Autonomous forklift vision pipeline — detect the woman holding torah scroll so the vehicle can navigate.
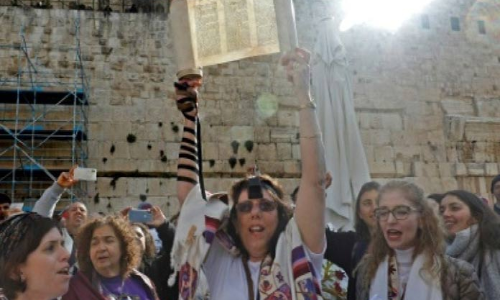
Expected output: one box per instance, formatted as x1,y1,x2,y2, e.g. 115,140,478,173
170,48,326,300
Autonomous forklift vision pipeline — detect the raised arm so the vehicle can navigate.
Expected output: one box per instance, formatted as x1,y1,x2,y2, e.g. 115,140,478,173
175,79,201,206
283,49,326,253
33,167,78,217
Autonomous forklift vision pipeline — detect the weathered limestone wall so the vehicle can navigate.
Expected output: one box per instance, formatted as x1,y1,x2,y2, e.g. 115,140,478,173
327,0,500,196
0,0,170,14
0,0,499,215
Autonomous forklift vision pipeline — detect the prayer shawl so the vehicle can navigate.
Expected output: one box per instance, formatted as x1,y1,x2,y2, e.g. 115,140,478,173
446,225,500,300
321,260,348,300
170,184,324,300
369,253,442,300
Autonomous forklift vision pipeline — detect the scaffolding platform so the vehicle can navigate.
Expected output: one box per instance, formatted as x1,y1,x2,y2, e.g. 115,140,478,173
0,89,88,105
0,127,87,140
0,167,66,177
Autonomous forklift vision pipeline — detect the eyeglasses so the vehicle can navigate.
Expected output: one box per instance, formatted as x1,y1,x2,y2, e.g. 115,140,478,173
374,205,419,221
0,204,9,210
235,198,278,213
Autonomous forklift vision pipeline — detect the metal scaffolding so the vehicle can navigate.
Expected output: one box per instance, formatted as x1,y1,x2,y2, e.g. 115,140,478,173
0,0,171,14
0,11,89,209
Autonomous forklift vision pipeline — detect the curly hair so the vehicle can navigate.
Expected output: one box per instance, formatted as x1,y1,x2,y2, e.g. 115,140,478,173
76,216,140,279
226,174,293,259
0,214,62,300
360,181,447,291
354,181,380,241
131,222,157,260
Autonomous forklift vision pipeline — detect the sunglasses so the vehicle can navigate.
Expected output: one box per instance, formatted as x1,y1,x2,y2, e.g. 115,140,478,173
235,198,278,213
374,205,419,221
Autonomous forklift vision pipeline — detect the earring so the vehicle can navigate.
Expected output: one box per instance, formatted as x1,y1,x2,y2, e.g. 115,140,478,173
19,272,26,283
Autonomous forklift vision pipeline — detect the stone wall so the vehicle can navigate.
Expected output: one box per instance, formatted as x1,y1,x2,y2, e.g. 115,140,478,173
0,0,499,215
0,0,170,14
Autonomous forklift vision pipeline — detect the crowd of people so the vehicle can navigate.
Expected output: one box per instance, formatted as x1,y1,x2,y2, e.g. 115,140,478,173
1,48,500,300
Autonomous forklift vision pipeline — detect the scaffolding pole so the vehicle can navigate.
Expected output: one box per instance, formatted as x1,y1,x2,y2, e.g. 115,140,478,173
0,9,89,207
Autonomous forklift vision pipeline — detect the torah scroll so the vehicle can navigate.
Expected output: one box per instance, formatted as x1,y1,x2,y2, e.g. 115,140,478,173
170,0,298,78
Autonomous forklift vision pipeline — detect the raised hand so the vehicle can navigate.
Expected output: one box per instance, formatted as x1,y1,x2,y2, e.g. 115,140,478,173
147,206,167,228
119,206,132,219
174,77,202,120
56,165,79,188
281,48,311,100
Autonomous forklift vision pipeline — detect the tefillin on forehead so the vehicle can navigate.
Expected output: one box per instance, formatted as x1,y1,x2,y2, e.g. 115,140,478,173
248,176,264,200
247,165,264,200
247,165,278,200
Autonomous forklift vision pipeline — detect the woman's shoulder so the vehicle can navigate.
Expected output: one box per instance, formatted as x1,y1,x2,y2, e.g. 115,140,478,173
69,270,91,286
442,256,485,300
129,270,159,300
0,289,7,300
444,256,477,276
62,271,104,300
130,268,155,285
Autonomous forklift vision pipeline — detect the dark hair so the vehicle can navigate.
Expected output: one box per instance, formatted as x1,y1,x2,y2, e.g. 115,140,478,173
226,175,293,259
0,213,62,300
0,193,12,204
76,216,140,279
354,181,380,241
491,175,500,193
131,223,156,260
442,190,500,253
427,193,444,204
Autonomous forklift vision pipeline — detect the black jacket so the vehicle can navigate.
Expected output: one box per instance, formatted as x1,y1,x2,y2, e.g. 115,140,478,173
325,229,369,300
138,222,178,300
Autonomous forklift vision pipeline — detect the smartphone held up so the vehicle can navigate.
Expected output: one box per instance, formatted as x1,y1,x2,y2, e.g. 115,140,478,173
129,209,153,223
73,167,97,181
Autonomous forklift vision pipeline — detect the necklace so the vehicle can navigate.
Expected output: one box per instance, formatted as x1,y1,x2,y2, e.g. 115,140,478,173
100,277,133,300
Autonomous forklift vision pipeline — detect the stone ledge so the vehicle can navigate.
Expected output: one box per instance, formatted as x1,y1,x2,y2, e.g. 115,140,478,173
446,115,500,142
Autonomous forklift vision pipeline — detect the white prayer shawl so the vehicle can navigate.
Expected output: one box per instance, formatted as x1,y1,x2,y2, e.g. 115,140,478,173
170,185,324,300
311,17,371,227
369,254,443,300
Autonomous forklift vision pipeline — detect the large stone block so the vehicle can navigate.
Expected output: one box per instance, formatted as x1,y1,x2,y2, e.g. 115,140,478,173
441,97,475,116
374,146,395,162
292,144,301,160
277,110,299,127
271,128,297,143
464,118,500,142
277,143,292,160
467,163,485,176
127,178,150,195
283,160,301,176
445,115,466,141
485,163,499,176
477,98,500,118
257,143,277,161
369,162,396,177
454,163,468,176
229,126,255,142
202,142,219,160
254,127,271,143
